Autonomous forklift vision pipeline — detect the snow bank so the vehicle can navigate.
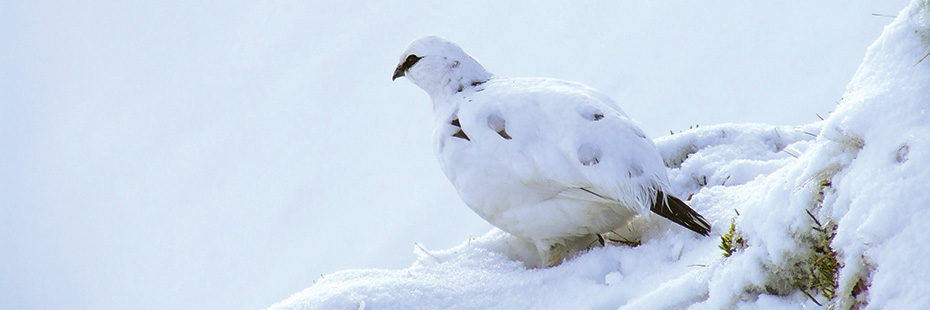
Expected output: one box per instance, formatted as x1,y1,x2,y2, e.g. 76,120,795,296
270,1,930,308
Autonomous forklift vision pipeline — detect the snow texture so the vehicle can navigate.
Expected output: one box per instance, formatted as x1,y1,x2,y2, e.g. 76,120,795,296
271,1,930,308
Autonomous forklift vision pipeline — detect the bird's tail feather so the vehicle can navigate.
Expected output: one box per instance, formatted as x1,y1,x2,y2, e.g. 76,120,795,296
651,191,711,236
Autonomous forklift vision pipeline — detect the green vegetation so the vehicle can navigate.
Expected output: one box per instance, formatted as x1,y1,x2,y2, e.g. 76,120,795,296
790,177,839,306
719,214,745,258
794,210,839,304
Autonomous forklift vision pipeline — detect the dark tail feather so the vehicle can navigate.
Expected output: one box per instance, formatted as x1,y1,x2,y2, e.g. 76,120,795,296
651,191,711,236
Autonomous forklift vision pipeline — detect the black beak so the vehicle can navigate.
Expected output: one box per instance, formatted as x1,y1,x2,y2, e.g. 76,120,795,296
392,64,405,81
392,54,422,81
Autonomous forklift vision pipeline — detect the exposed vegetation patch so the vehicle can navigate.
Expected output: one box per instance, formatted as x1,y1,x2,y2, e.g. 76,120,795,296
794,210,839,305
663,143,698,168
719,212,745,258
816,179,832,204
669,124,700,135
663,124,701,168
851,259,875,309
785,177,839,306
745,175,842,306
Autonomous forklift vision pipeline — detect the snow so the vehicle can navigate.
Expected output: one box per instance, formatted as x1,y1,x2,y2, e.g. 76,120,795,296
270,1,930,309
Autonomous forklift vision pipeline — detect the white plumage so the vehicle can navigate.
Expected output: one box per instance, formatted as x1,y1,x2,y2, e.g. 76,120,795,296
393,36,709,267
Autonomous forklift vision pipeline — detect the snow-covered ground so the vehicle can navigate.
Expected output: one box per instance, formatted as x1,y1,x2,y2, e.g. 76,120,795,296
271,1,930,308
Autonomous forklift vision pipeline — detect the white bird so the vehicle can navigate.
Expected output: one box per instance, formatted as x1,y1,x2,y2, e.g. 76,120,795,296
393,36,710,267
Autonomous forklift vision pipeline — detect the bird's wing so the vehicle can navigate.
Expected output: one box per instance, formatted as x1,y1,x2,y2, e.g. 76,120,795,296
458,77,669,214
556,187,619,204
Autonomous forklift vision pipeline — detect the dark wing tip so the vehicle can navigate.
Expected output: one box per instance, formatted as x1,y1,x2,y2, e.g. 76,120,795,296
651,191,711,236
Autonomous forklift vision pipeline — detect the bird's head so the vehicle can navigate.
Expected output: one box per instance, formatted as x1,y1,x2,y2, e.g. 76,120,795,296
393,36,491,98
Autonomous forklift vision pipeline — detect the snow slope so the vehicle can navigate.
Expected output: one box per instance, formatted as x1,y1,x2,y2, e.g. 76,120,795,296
270,1,930,308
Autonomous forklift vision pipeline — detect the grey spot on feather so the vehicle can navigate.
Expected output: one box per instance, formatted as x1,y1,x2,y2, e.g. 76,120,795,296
451,60,460,68
456,84,464,92
452,129,470,141
896,144,910,163
578,143,600,166
579,106,604,121
487,114,511,140
450,117,469,141
629,163,644,177
487,114,505,131
498,129,511,139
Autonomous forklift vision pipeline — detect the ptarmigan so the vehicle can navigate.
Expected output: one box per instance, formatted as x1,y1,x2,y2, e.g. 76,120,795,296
393,36,710,267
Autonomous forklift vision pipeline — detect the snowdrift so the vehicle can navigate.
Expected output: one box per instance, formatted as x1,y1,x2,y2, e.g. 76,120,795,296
271,1,930,308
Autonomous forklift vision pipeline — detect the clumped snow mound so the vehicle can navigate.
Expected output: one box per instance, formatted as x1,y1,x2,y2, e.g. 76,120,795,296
270,1,930,309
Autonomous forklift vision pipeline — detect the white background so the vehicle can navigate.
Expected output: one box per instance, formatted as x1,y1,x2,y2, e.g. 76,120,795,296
0,1,906,309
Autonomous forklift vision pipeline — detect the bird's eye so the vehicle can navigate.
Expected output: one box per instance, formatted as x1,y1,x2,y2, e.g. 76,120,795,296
401,54,423,71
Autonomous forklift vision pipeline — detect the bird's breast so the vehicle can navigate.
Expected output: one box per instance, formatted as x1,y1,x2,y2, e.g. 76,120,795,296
432,118,553,220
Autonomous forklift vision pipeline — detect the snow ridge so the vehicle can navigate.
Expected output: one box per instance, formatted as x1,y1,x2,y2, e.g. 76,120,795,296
271,1,930,308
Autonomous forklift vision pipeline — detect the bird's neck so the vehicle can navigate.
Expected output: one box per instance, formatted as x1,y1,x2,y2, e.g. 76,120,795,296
419,66,491,99
431,96,461,122
428,75,492,118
